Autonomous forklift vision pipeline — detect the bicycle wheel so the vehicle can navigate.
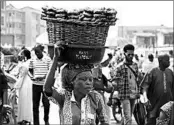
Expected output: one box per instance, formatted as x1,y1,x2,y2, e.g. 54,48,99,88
112,99,122,123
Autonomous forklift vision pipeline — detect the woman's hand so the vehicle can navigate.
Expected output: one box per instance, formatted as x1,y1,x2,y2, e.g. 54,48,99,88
53,45,65,69
53,45,64,61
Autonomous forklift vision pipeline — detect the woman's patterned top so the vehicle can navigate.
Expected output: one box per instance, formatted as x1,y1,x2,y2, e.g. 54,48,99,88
48,89,109,125
156,101,174,125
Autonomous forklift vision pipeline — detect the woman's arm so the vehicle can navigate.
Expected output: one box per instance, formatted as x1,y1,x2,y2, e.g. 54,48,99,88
43,46,65,104
43,56,58,97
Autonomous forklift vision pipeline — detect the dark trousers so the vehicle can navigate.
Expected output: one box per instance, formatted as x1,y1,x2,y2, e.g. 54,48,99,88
0,105,2,124
32,84,50,125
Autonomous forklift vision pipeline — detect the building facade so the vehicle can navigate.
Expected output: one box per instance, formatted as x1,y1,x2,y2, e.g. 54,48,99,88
21,6,46,47
1,1,6,34
117,26,173,48
6,4,25,47
4,3,46,47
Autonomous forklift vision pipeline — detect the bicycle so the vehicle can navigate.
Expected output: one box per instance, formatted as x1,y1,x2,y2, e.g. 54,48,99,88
107,78,123,123
107,91,122,123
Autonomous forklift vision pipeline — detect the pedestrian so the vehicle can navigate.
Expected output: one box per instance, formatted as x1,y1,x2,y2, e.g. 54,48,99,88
92,53,113,125
6,56,18,74
29,44,52,125
43,46,109,125
142,54,156,74
92,53,113,93
134,54,143,70
140,54,174,125
111,44,140,125
0,68,8,124
13,49,33,125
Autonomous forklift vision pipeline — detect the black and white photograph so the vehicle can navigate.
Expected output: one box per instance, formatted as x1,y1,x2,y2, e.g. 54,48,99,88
0,1,173,125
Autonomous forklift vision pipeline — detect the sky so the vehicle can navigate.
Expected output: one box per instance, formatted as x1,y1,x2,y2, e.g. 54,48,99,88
7,1,173,27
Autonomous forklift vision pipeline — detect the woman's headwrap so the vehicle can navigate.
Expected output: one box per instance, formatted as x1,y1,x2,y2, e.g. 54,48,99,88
61,64,93,91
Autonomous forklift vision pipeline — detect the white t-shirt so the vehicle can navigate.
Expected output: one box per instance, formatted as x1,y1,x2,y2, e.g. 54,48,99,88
142,60,156,73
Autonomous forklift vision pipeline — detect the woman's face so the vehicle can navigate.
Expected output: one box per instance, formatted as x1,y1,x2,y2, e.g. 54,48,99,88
18,50,25,61
73,71,93,95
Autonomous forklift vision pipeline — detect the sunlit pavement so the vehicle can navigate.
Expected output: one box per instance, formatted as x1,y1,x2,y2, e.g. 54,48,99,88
39,102,137,125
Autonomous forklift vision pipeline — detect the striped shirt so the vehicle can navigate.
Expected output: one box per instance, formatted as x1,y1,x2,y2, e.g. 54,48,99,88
0,52,4,68
29,55,52,85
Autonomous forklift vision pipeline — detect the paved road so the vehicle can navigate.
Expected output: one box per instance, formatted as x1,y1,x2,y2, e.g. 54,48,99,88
39,102,137,125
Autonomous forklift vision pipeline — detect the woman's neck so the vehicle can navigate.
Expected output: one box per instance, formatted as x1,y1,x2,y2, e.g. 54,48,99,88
73,90,86,103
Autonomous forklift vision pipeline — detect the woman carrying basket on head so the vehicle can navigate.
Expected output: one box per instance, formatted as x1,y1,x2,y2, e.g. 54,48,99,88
43,46,109,125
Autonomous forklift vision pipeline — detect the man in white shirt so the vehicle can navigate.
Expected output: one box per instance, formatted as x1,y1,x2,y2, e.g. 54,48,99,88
142,54,156,74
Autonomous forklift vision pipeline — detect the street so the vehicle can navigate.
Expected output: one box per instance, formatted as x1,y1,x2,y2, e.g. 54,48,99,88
39,102,137,125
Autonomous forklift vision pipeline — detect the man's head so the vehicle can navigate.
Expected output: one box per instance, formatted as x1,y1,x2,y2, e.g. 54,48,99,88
158,54,170,69
123,44,135,63
33,44,44,59
148,54,154,62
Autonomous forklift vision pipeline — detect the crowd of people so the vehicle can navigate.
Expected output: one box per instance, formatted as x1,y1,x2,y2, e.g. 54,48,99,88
0,43,174,125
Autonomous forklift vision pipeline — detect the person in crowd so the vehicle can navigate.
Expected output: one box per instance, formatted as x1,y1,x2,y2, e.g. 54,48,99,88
43,46,109,125
0,68,8,124
29,44,52,125
156,101,174,125
110,44,140,125
134,54,143,70
140,54,174,125
12,49,33,125
92,53,113,124
92,53,113,93
142,54,156,74
6,56,18,74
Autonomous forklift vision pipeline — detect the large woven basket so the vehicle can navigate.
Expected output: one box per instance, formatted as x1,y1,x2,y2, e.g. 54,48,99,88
48,44,106,64
44,17,110,46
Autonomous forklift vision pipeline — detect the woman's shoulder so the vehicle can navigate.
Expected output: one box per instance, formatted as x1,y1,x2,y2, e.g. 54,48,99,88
160,101,174,117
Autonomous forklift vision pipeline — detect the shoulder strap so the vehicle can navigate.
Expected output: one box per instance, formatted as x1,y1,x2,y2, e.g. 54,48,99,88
124,63,138,78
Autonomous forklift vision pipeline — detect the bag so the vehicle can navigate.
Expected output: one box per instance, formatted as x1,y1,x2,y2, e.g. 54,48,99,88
133,99,146,125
